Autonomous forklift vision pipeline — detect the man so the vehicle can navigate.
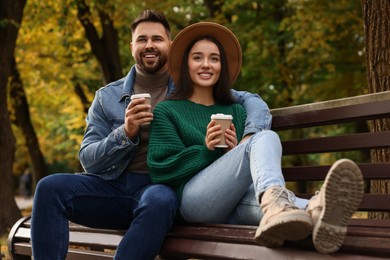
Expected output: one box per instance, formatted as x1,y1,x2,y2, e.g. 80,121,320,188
31,10,272,260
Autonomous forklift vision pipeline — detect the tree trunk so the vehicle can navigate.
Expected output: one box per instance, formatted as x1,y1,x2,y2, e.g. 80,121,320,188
75,0,122,85
10,56,48,190
0,0,27,235
361,0,390,219
74,80,90,115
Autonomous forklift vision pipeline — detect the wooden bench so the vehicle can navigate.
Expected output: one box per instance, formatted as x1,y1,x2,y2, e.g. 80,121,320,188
8,91,390,259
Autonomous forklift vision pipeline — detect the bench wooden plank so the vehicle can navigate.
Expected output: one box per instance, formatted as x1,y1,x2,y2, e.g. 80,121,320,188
292,194,390,211
161,237,386,260
341,236,390,257
271,91,390,117
10,243,31,258
348,219,390,237
272,99,390,130
11,243,115,259
282,163,390,181
66,249,114,260
358,195,390,211
282,131,390,154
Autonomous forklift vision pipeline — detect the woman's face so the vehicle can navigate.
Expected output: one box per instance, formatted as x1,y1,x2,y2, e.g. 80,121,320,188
188,39,221,89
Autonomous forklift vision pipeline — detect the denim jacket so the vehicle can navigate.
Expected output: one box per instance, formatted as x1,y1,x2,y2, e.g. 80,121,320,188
78,66,272,180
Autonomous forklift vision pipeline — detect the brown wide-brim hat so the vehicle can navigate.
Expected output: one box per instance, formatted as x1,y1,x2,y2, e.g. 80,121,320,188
168,22,242,86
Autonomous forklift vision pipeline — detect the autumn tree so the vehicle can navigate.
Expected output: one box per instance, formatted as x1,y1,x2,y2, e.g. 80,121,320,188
75,0,122,85
10,55,48,189
361,0,390,219
0,0,26,235
14,0,102,175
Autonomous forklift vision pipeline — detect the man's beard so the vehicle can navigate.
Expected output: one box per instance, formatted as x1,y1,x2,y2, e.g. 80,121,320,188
138,52,167,74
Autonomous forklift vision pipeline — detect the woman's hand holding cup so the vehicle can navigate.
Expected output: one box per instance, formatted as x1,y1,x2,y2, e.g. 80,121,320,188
206,114,236,151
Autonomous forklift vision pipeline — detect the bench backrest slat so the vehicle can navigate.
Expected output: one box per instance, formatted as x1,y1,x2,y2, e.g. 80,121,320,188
272,100,390,130
360,194,390,211
282,163,390,181
282,131,390,154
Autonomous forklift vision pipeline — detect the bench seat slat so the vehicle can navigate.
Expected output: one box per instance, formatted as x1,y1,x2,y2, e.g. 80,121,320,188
342,236,390,257
347,224,390,238
167,224,256,242
66,248,114,260
68,231,121,249
12,243,115,260
161,237,385,260
11,243,32,257
13,227,30,241
349,218,390,227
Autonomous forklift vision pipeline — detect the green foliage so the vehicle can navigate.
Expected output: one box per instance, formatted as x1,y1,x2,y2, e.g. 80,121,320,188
11,0,368,175
280,0,366,105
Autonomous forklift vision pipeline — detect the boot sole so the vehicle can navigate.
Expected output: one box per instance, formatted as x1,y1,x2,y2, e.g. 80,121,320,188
254,211,313,247
313,159,364,253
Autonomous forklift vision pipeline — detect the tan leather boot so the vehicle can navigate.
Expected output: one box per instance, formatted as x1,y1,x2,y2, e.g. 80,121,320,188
254,186,313,247
306,159,364,253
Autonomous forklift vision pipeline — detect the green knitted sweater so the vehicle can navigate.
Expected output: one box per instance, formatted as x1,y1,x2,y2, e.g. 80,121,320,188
147,99,246,200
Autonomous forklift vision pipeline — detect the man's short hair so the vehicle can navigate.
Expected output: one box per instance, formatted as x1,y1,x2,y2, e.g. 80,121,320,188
131,10,171,39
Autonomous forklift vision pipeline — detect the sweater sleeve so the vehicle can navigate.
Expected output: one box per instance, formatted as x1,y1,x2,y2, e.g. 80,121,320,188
147,103,221,188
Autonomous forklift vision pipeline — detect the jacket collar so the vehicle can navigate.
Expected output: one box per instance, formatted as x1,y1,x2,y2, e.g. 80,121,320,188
119,65,176,102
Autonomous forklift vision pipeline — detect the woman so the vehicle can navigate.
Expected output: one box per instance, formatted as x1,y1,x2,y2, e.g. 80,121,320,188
147,22,364,253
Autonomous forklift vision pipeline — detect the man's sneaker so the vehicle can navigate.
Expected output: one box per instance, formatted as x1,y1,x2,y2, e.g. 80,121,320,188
254,186,313,247
306,159,364,253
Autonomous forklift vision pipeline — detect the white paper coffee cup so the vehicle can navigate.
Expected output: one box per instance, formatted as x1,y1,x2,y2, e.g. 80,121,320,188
131,93,151,103
131,93,151,125
211,113,233,148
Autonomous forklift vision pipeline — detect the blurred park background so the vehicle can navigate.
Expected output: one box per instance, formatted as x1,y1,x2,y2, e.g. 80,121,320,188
1,0,389,242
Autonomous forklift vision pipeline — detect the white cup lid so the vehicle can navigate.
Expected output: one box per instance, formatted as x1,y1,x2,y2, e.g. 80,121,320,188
211,113,233,120
131,93,151,99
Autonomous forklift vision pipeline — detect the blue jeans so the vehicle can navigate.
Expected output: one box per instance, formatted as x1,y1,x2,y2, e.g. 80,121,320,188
180,130,308,225
31,172,178,260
